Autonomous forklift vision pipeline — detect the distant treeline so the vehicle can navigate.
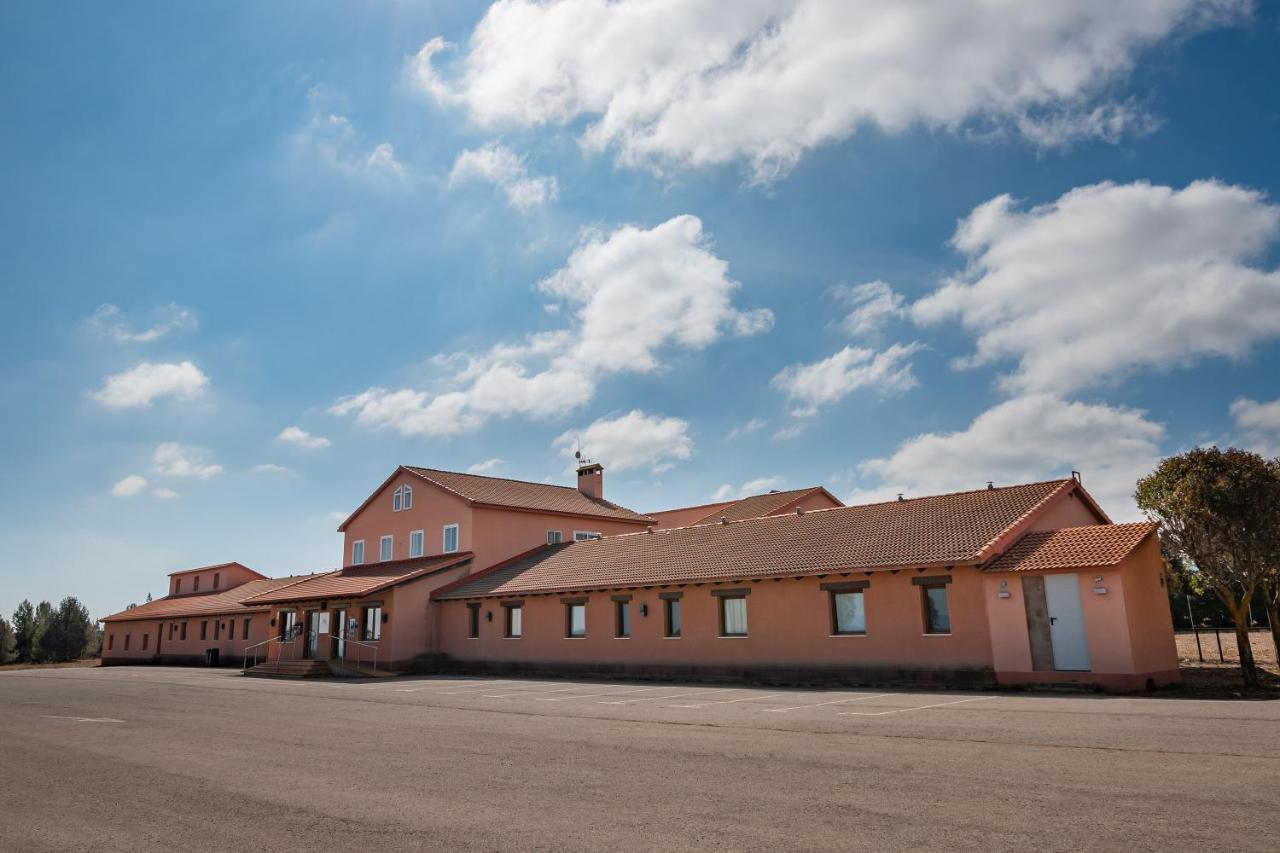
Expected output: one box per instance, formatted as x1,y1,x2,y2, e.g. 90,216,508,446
0,598,100,664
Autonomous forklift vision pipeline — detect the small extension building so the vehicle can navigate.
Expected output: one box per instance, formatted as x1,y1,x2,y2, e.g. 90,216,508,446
100,462,1179,691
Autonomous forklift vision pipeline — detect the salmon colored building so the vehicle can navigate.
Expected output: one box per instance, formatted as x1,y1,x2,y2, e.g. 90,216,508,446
100,463,1179,691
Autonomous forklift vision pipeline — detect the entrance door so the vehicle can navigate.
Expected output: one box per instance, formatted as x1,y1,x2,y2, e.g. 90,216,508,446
1043,574,1091,671
331,608,347,659
304,610,320,658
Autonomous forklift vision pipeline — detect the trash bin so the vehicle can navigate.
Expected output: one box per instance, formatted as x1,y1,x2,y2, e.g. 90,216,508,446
205,648,220,667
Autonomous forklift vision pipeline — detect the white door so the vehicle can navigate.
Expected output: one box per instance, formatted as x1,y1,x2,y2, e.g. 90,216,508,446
1043,573,1091,671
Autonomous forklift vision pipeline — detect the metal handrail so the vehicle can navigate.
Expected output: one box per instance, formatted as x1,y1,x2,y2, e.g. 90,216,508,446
327,633,379,674
241,626,304,673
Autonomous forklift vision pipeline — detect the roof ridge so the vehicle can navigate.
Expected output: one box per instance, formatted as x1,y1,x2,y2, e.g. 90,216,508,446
848,478,1073,510
407,465,582,493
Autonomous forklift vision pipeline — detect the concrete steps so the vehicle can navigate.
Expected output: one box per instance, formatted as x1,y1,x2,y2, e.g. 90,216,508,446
243,659,332,679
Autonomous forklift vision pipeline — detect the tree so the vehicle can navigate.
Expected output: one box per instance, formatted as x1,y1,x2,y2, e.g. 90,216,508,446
0,616,15,664
12,600,37,664
40,598,95,662
32,600,54,663
1136,448,1280,687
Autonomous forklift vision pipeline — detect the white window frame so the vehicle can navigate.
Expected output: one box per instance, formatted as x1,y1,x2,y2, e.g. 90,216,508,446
547,530,563,545
392,484,413,512
380,535,394,562
442,523,460,554
351,540,365,565
409,529,425,559
573,530,602,541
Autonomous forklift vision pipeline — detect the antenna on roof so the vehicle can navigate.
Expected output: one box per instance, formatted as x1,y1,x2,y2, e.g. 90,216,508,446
1071,470,1082,484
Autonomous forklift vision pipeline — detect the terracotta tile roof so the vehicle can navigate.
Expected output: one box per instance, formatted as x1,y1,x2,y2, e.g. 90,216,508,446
240,553,473,605
984,523,1156,573
436,480,1076,599
405,467,653,523
100,576,311,623
690,487,840,525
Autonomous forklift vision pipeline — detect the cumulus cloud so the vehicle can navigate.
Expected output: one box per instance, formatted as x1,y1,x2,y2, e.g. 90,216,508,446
276,426,331,450
411,0,1244,181
292,88,406,181
449,142,558,211
912,180,1280,395
91,361,209,409
111,474,148,497
152,443,223,480
709,476,786,502
1230,397,1280,457
727,418,767,440
253,463,292,475
86,303,197,344
772,342,922,417
152,487,179,499
332,215,772,435
852,395,1165,519
467,458,506,474
833,281,906,337
555,410,693,473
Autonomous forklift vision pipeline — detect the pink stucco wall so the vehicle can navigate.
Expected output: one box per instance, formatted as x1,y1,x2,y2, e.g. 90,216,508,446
102,610,273,665
167,563,260,597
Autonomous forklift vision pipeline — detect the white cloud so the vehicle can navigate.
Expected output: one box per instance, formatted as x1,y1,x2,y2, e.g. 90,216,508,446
152,487,179,500
253,463,292,475
366,142,406,177
152,443,223,480
833,281,906,337
411,0,1244,182
91,361,209,409
467,458,506,474
328,510,349,523
276,426,331,450
710,476,785,502
86,303,197,344
555,410,693,473
912,180,1280,396
854,395,1165,519
727,417,767,440
332,215,772,436
291,89,406,182
111,474,148,497
1230,397,1280,457
449,142,558,211
772,342,922,417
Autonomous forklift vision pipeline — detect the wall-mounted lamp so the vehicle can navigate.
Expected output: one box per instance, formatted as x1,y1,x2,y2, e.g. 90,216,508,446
381,612,389,624
1093,576,1103,583
638,604,649,617
485,611,493,622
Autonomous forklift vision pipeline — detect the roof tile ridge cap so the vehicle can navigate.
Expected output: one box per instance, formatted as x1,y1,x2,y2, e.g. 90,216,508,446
760,487,828,517
974,480,1076,564
241,571,332,601
432,544,553,599
409,465,584,493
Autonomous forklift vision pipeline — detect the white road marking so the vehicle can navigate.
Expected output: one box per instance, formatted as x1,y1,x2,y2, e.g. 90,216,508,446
598,688,737,705
535,686,670,702
396,679,524,693
670,692,786,709
763,693,888,713
41,715,125,723
483,684,597,698
839,696,996,716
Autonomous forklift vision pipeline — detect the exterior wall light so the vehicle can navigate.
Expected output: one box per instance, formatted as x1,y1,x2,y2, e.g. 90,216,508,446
485,611,493,622
638,604,648,617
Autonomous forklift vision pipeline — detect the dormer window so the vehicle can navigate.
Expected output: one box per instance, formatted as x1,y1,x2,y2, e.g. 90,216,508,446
193,576,200,592
393,485,413,512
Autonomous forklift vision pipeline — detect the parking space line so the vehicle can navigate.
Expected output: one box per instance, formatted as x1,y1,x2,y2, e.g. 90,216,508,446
763,693,888,713
598,688,738,705
535,686,671,702
670,692,786,709
483,684,598,698
839,696,996,716
396,679,524,693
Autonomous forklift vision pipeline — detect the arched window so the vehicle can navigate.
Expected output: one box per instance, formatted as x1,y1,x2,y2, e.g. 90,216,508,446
392,484,413,512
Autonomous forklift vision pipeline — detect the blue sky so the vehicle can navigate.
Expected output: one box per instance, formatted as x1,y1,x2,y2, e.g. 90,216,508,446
3,1,1279,620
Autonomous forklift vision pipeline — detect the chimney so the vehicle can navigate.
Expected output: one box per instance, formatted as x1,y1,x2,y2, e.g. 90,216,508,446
577,462,604,500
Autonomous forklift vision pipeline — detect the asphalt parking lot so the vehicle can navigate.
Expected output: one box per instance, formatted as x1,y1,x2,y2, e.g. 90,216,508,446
2,667,1278,851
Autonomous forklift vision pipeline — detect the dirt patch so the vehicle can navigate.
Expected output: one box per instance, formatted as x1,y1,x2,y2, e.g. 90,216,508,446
1176,629,1276,670
0,659,100,672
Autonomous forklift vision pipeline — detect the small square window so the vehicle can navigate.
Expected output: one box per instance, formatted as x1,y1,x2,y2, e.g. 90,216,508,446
565,603,586,638
719,596,748,637
380,535,393,561
547,530,563,545
351,540,365,565
410,530,425,558
504,604,522,638
442,524,459,554
831,591,866,635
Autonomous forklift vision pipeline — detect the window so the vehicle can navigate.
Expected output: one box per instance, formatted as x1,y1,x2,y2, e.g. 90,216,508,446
362,605,383,641
503,603,523,638
142,633,149,651
124,634,130,651
920,581,951,634
547,530,563,545
227,617,235,639
213,572,220,590
180,621,188,641
108,634,114,651
442,524,459,554
214,619,221,640
467,604,480,639
200,620,208,641
393,484,413,512
573,531,602,541
564,599,587,638
351,539,365,565
279,611,296,640
193,576,200,592
715,591,749,637
242,617,251,640
409,529,425,558
662,594,682,638
169,623,175,641
613,597,631,638
380,535,393,562
823,582,868,635
175,578,182,594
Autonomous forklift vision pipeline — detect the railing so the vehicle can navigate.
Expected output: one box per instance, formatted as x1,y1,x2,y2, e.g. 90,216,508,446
241,627,379,676
328,633,379,675
241,625,304,673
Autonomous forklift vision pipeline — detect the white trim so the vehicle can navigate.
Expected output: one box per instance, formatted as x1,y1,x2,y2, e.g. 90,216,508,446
392,484,413,512
351,539,365,565
547,530,563,545
442,523,460,554
379,534,393,562
409,529,425,558
573,530,602,541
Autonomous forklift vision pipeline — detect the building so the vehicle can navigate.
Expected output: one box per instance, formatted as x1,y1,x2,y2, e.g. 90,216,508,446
100,463,1179,691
